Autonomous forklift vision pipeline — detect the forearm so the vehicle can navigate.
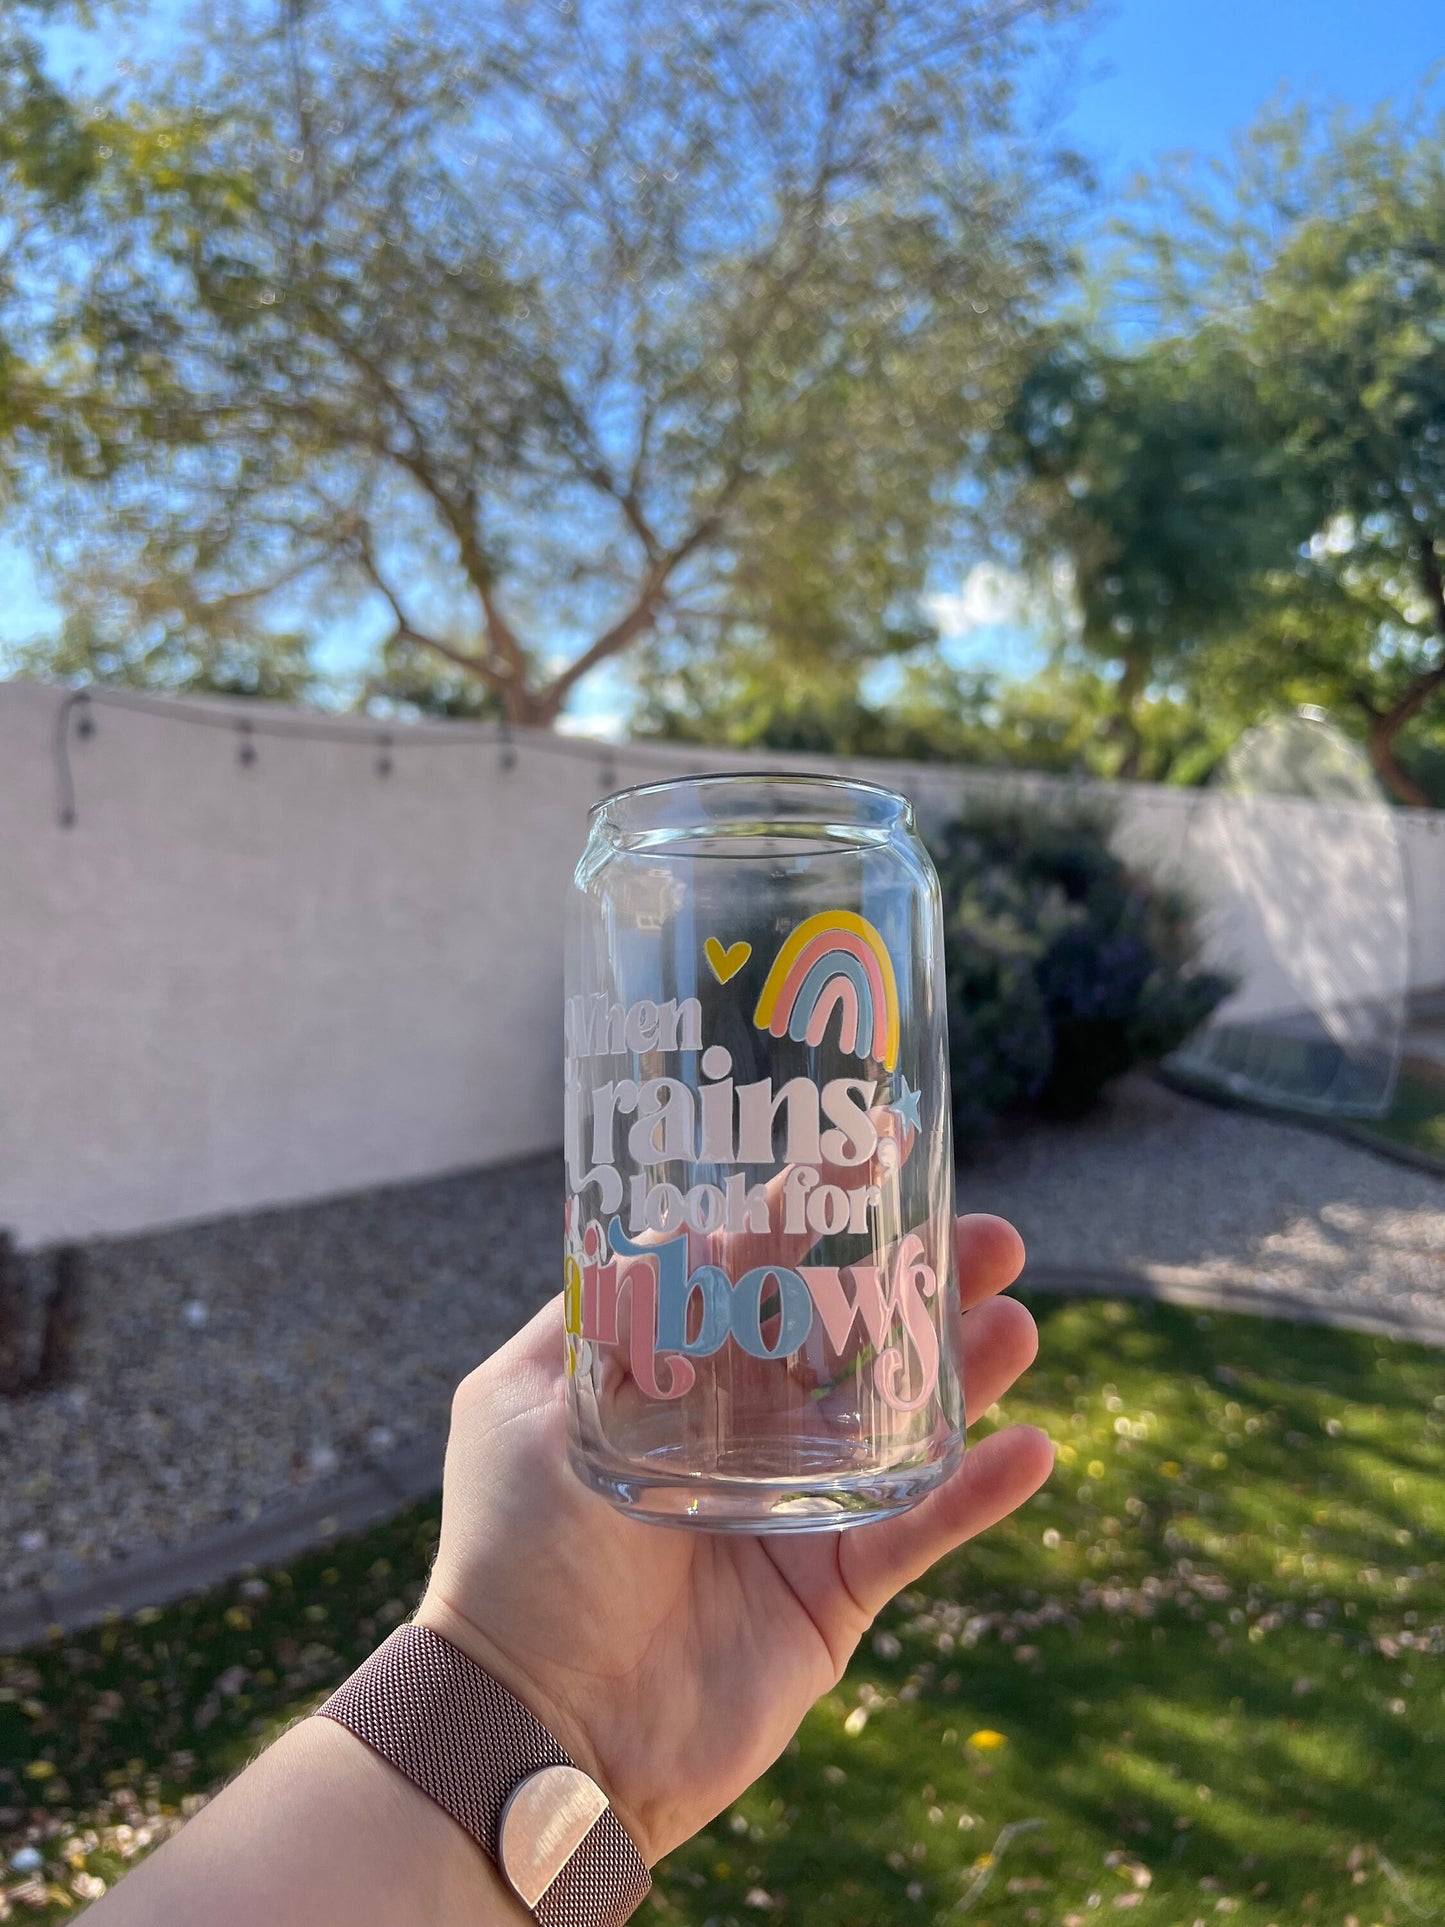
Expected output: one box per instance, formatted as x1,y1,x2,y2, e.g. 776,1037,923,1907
86,1713,529,1927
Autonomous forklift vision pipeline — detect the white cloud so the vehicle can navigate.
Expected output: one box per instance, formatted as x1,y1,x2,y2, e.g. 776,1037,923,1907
923,562,1029,639
556,708,628,743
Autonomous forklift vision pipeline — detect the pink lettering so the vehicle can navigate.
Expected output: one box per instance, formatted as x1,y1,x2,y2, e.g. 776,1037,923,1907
622,1253,695,1401
799,1262,893,1354
872,1232,940,1413
802,1235,942,1413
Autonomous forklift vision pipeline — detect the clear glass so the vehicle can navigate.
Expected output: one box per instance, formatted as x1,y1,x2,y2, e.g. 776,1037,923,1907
563,772,964,1531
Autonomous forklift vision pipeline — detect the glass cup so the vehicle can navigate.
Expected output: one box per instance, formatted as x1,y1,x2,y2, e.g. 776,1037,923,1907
563,772,964,1530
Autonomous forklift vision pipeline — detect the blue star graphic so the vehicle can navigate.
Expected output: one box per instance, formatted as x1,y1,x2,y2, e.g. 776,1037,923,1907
890,1075,922,1134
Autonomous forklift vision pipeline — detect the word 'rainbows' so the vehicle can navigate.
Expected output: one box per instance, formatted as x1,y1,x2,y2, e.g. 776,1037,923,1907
753,911,900,1070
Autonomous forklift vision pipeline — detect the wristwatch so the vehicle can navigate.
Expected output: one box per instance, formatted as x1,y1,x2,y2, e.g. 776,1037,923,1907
315,1622,651,1926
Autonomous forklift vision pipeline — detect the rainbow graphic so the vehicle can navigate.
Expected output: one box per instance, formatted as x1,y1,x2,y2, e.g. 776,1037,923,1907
753,911,900,1070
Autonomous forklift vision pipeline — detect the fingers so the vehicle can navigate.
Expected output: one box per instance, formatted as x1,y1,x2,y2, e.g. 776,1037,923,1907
839,1423,1055,1619
502,1293,567,1371
721,1102,916,1276
836,1248,1042,1618
959,1294,1039,1424
502,1210,1026,1390
955,1213,1026,1310
514,1207,1027,1455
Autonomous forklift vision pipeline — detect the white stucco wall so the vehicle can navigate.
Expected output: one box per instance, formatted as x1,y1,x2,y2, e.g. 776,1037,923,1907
1,679,1440,1247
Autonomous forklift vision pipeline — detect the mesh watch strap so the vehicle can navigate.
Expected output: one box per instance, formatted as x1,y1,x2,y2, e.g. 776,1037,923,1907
315,1623,651,1927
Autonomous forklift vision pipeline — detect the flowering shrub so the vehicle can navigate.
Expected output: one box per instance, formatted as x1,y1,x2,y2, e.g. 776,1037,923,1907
930,801,1232,1141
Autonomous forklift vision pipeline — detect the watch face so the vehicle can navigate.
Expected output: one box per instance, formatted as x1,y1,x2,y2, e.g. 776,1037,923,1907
498,1763,611,1908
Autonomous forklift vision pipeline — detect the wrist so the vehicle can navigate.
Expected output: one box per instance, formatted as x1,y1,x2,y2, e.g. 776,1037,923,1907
305,1717,534,1926
94,1716,530,1927
412,1591,654,1866
317,1610,654,1922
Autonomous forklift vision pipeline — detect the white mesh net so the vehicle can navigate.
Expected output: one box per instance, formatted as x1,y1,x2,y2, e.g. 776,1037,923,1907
1167,713,1410,1117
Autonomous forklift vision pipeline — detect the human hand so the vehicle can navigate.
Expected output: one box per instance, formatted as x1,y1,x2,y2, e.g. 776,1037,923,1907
416,1213,1051,1867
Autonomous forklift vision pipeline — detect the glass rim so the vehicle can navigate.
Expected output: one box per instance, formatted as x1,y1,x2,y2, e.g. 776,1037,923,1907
588,768,912,824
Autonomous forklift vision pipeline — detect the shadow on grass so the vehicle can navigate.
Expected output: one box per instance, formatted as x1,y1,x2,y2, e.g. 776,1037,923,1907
659,1295,1445,1926
3,1295,1442,1927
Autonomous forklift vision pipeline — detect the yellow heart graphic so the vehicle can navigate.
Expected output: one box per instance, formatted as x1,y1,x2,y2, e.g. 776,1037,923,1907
704,937,752,984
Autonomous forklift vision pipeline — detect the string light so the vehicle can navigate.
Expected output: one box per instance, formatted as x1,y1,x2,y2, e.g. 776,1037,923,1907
45,684,724,830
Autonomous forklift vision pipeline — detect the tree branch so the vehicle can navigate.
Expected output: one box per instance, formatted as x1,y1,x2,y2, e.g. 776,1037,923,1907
538,471,749,715
1377,654,1445,739
300,316,535,684
476,578,530,686
1351,538,1445,806
354,537,509,694
392,621,507,689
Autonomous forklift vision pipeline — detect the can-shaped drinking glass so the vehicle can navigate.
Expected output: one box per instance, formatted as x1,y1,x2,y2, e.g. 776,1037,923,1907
563,772,963,1530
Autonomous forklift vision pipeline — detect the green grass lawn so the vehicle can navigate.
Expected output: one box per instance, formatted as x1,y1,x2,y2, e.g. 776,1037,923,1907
4,1294,1443,1925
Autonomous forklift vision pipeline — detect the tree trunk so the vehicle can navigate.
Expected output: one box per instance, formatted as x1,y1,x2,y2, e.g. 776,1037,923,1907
1372,541,1445,805
1366,707,1434,808
1362,628,1445,806
1110,653,1147,780
503,680,563,730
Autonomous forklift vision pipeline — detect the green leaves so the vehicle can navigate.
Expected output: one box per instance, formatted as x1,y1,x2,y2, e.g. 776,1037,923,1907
0,5,102,204
8,0,1088,721
985,91,1445,802
930,802,1232,1140
998,324,1309,667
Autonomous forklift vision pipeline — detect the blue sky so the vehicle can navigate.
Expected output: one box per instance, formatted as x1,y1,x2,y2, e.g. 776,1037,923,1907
906,0,1445,708
1062,0,1442,187
5,0,1443,722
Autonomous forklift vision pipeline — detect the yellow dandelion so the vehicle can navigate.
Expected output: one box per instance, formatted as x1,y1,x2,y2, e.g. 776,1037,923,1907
966,1729,1007,1750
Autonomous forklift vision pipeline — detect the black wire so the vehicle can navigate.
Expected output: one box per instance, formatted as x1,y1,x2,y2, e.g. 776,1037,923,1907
53,690,92,830
43,684,688,760
44,683,718,827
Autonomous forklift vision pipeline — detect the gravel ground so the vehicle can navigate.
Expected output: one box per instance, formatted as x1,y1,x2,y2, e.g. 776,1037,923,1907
965,1074,1444,1316
2,1077,1440,1597
1,1157,558,1598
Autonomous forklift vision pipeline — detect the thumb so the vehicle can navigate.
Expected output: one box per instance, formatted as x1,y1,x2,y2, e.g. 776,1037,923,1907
839,1424,1054,1619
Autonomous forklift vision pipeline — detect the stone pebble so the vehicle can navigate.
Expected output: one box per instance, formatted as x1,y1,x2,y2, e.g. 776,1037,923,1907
0,1154,559,1597
965,1074,1443,1313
